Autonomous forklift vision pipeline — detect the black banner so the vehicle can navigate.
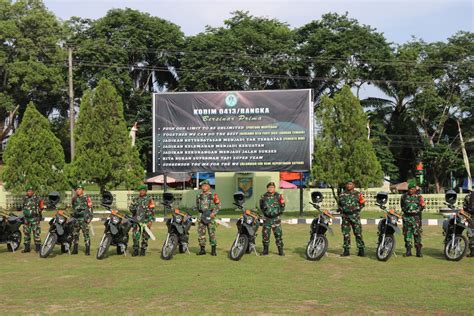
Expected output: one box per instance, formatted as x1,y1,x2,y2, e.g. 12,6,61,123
153,90,313,172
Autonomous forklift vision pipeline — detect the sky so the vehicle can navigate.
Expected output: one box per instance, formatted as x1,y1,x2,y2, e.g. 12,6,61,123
44,0,473,44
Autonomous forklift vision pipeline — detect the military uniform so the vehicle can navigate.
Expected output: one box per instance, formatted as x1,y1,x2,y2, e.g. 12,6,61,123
129,193,155,256
260,191,285,255
21,193,44,252
401,188,425,257
196,183,221,256
339,188,365,255
462,191,474,257
71,191,93,255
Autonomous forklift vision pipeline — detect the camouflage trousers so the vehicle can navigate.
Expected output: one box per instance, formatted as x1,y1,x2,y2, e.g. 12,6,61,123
23,218,41,245
198,220,217,247
341,213,365,250
72,219,90,246
262,217,283,247
132,223,150,250
468,221,474,251
403,215,422,249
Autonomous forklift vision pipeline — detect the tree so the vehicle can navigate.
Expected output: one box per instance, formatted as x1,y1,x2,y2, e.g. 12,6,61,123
312,86,383,199
1,102,67,195
67,78,144,191
0,0,67,147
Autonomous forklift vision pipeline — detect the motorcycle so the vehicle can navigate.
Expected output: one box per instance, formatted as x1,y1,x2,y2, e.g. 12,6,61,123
306,191,333,261
229,192,263,261
96,191,137,260
40,192,76,258
375,192,401,261
443,190,472,261
161,193,196,260
0,208,23,252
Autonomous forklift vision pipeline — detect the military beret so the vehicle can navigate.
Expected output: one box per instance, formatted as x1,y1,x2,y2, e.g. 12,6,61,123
137,184,148,191
346,179,355,184
407,179,417,189
266,182,276,188
25,184,34,191
200,180,210,186
75,183,85,190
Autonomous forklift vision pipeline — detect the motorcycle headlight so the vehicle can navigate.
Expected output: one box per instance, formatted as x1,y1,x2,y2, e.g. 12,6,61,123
175,215,183,224
111,216,121,225
57,216,65,224
389,215,398,224
246,216,254,225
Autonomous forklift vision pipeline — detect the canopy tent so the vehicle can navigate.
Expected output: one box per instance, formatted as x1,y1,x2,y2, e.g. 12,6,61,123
145,173,191,184
280,180,297,189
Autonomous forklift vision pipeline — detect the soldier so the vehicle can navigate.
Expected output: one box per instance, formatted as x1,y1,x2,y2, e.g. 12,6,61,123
129,184,155,256
339,179,366,257
196,180,221,256
21,184,44,253
401,179,425,257
259,182,285,256
462,189,474,257
71,184,93,255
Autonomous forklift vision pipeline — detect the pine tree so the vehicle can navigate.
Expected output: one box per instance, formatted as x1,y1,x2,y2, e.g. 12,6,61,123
1,102,67,195
312,86,383,198
68,78,144,191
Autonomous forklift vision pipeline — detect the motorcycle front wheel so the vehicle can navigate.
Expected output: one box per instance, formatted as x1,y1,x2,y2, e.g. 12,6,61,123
444,235,468,261
161,233,178,260
7,231,22,252
96,234,112,260
306,235,328,261
40,233,57,258
229,234,249,261
376,234,395,261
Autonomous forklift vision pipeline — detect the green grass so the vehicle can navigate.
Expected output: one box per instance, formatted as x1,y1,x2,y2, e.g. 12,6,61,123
0,223,472,314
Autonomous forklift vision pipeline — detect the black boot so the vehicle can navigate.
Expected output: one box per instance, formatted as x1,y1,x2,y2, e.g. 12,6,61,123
416,247,423,257
22,243,31,253
357,248,365,257
262,244,269,256
85,244,90,256
197,246,206,255
71,243,78,255
340,248,350,257
278,246,285,256
468,247,474,257
140,248,146,256
35,243,41,253
404,247,412,257
211,246,217,256
132,248,139,257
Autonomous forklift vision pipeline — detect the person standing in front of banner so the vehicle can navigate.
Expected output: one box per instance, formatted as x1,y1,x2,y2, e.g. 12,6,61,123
260,182,285,256
21,184,45,253
462,188,474,257
339,179,366,257
401,179,425,257
196,180,221,256
129,184,155,257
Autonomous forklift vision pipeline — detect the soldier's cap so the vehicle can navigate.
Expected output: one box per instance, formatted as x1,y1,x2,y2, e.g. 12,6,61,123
266,182,276,188
25,184,34,191
346,179,355,184
407,179,417,189
200,180,210,186
75,183,85,190
137,184,148,191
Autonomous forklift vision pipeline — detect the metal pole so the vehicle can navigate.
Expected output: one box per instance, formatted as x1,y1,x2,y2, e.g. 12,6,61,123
163,173,167,217
68,47,75,161
299,172,304,217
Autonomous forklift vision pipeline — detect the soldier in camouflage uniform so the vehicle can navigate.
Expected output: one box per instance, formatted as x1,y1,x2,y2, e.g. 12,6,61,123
260,182,285,256
21,184,44,253
196,180,221,256
401,179,425,257
129,184,155,256
71,184,93,255
462,189,474,257
339,179,366,257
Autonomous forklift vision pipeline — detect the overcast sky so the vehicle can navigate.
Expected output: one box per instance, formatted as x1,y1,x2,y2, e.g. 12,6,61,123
44,0,472,44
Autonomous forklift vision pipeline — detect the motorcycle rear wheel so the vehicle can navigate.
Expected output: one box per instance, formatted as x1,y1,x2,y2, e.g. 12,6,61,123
444,235,468,261
229,234,249,261
161,233,178,260
96,234,112,260
306,235,328,261
376,234,395,261
40,233,57,258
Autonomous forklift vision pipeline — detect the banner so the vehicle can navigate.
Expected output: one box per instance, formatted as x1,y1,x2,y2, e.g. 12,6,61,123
153,90,313,172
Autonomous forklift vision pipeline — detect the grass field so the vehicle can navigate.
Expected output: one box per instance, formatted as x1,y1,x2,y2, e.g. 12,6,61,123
0,223,472,315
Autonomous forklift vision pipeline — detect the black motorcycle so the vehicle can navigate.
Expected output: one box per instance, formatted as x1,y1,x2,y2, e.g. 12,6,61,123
375,192,401,261
229,192,263,261
40,192,76,258
0,209,23,252
443,190,472,261
96,191,136,260
306,191,333,261
161,193,196,260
